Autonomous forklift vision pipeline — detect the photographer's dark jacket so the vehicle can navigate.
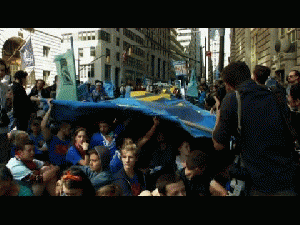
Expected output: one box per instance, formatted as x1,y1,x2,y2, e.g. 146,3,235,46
213,79,298,194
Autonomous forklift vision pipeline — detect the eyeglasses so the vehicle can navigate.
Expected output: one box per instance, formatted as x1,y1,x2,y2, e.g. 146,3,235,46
288,75,297,79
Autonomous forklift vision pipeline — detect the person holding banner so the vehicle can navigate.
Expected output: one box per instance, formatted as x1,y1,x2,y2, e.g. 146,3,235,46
12,70,35,131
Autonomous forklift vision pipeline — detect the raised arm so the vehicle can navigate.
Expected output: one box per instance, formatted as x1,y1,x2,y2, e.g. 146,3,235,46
41,100,53,141
136,117,159,149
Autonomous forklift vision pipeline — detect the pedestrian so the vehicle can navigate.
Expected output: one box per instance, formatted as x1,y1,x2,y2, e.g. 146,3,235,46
119,83,126,98
57,166,95,196
0,59,13,164
253,65,287,108
113,143,146,196
155,173,186,196
92,81,108,102
45,75,58,99
28,79,50,118
251,65,271,86
90,120,119,161
6,139,59,196
66,127,90,166
212,61,299,196
111,117,159,174
12,70,35,131
198,84,207,109
175,140,191,170
286,70,300,96
177,150,228,196
288,82,300,140
79,146,113,191
41,102,72,169
125,80,132,98
96,183,122,196
0,164,33,196
28,118,48,161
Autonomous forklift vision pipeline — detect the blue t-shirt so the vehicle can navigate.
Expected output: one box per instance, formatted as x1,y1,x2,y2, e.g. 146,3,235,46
47,135,71,166
90,132,118,160
29,133,46,155
110,150,123,174
66,145,85,165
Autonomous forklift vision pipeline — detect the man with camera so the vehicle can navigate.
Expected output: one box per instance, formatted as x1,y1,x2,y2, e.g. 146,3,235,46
212,61,299,196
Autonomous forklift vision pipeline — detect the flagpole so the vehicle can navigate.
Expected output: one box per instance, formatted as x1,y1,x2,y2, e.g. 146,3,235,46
70,36,79,83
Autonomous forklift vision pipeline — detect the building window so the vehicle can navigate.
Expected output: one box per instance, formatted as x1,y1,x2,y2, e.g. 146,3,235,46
43,46,50,57
116,37,120,46
78,48,83,57
157,58,161,78
287,28,296,43
99,30,111,43
43,70,50,82
88,64,94,78
106,48,110,57
151,55,155,77
90,47,95,56
116,52,120,61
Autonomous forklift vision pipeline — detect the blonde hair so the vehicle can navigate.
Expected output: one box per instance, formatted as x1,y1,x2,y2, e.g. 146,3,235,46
120,143,138,157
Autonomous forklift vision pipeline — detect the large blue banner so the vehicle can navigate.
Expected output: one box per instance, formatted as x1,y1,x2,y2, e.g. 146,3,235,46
50,96,216,138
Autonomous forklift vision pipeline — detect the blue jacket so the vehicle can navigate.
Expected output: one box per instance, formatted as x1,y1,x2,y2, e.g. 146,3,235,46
113,167,146,196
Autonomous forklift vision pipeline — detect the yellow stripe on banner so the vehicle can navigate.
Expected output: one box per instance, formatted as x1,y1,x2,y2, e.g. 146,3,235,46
130,91,147,97
138,93,171,102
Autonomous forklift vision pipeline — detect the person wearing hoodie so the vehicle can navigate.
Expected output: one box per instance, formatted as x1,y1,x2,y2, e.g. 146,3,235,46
212,61,298,196
113,143,146,196
78,146,113,191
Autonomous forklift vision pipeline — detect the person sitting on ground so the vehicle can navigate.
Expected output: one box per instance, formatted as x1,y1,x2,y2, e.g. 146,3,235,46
113,143,146,196
78,146,113,191
96,183,122,196
177,150,228,196
0,164,33,196
9,130,30,158
66,128,90,166
155,173,186,196
41,102,72,169
110,117,159,174
175,140,191,171
56,166,95,196
28,118,48,161
90,118,129,161
6,139,59,196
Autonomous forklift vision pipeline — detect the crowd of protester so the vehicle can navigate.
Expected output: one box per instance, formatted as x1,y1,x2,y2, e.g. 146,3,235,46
1,57,300,196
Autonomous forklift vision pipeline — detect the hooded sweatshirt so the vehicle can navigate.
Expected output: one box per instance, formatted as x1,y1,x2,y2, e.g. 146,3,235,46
79,146,113,191
213,79,298,194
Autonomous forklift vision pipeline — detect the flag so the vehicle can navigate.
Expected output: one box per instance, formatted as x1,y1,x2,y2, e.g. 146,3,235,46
186,69,198,98
20,37,35,67
54,49,78,101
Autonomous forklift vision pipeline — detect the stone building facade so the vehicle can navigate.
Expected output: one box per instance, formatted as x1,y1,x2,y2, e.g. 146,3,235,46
230,28,299,84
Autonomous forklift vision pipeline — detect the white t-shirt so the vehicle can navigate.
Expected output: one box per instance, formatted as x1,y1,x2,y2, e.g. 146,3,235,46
6,157,44,181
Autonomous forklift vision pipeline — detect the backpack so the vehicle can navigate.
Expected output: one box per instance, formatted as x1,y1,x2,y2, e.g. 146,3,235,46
226,91,247,196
